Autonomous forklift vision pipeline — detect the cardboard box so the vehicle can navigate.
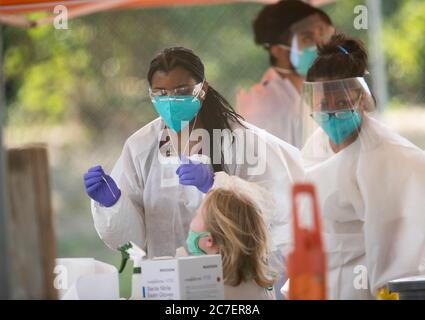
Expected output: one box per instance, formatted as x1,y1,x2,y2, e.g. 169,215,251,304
139,254,224,300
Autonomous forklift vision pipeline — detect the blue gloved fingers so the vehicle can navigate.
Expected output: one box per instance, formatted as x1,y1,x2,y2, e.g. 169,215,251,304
179,171,197,183
199,179,214,193
83,165,121,206
103,176,120,192
86,182,103,194
179,178,197,186
179,171,196,180
176,164,194,175
176,167,188,177
84,176,103,188
88,165,104,173
176,163,187,175
84,171,103,180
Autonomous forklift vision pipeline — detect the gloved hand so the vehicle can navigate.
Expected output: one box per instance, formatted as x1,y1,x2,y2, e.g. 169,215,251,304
83,165,121,207
176,158,214,193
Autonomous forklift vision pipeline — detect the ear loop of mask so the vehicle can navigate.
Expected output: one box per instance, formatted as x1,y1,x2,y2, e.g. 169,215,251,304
272,44,295,75
290,35,303,67
344,92,364,143
167,80,205,164
273,44,298,75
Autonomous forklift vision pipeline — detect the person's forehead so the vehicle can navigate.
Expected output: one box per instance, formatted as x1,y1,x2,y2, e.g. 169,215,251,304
298,22,328,36
291,14,330,34
151,66,197,88
190,205,206,231
310,90,360,105
314,89,357,98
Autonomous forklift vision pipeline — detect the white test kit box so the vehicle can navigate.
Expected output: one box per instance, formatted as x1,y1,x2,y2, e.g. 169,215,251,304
139,254,224,300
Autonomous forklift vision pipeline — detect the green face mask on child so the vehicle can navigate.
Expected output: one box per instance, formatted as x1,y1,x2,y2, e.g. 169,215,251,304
186,229,210,255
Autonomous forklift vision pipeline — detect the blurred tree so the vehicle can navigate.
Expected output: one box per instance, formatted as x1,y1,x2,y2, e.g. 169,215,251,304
3,3,266,136
3,1,425,133
3,2,425,299
322,0,424,107
383,0,425,104
4,22,92,123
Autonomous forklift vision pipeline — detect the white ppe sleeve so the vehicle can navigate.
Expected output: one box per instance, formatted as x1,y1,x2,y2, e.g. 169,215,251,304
91,142,146,251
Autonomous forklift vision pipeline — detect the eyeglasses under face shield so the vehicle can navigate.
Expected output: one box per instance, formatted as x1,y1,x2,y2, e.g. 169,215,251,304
301,77,376,150
149,82,204,98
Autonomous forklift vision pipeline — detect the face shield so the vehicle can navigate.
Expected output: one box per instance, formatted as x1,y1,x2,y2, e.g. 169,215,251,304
301,77,377,166
288,14,335,76
290,14,334,50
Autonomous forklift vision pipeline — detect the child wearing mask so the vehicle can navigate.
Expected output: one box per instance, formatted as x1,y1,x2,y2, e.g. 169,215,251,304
186,173,279,300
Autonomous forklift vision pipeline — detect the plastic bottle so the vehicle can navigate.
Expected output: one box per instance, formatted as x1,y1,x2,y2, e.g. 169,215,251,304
117,241,146,300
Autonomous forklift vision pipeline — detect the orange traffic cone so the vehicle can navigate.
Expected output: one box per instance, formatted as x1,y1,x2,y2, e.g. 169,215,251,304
287,183,326,300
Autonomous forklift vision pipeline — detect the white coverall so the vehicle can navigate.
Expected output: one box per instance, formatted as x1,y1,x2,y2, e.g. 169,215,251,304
300,115,425,299
236,68,302,148
91,117,304,259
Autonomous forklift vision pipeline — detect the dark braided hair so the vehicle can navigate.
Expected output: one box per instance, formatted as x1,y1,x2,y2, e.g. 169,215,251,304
147,47,244,173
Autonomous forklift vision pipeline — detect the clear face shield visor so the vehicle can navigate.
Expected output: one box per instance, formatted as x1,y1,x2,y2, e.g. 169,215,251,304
276,14,335,76
301,77,376,161
290,14,335,51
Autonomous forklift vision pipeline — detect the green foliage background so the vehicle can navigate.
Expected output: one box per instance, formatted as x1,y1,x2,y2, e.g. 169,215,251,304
3,0,425,298
5,1,425,129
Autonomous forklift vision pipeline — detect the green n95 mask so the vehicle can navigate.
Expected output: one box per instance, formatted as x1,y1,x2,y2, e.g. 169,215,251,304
186,229,210,255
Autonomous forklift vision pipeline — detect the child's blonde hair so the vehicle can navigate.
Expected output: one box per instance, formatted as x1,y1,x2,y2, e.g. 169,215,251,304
203,188,276,288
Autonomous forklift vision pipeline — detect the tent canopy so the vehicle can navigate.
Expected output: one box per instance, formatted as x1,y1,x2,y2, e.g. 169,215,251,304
0,0,388,301
0,0,334,27
1,0,271,13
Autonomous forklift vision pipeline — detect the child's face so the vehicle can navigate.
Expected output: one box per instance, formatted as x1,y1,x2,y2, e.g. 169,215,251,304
188,204,219,255
190,206,206,233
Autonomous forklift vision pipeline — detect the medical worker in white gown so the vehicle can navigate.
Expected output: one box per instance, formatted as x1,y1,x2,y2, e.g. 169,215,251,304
82,47,304,263
294,34,425,299
236,0,334,148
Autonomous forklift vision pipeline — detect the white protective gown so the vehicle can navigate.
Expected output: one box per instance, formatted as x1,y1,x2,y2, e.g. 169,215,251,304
91,117,304,259
236,67,302,148
301,115,425,299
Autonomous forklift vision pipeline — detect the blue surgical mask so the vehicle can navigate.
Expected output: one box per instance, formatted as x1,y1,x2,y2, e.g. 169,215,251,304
290,46,317,76
313,110,362,145
151,95,201,133
186,229,210,256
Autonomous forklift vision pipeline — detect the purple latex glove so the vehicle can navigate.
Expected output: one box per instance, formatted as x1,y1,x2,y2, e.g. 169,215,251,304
83,165,121,207
176,158,214,193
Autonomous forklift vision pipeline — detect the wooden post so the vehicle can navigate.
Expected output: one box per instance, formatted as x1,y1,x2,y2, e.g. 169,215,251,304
7,144,56,299
0,26,10,300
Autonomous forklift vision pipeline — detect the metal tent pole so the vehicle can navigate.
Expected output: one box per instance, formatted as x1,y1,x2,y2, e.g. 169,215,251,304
367,0,388,111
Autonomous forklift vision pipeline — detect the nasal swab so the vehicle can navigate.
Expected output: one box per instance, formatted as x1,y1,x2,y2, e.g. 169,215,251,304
102,175,117,199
